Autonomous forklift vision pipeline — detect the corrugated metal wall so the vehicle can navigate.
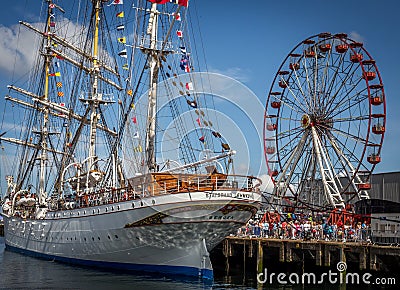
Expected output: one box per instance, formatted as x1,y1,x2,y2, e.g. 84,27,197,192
370,172,400,203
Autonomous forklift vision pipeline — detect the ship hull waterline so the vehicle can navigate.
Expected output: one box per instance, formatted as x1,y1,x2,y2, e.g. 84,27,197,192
1,190,261,280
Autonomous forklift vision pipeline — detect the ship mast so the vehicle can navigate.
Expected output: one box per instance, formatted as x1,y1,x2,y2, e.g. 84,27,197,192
87,0,102,176
37,1,57,206
145,2,160,172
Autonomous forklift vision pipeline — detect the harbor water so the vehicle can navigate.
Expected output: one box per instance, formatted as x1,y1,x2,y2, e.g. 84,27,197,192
2,237,397,289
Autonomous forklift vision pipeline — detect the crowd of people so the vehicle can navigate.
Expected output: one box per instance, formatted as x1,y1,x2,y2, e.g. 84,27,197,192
237,213,370,242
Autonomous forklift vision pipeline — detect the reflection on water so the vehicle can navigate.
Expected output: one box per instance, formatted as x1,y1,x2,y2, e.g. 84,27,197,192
0,238,212,290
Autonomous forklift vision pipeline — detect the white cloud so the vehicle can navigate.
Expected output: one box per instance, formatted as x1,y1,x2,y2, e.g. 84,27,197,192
0,23,39,76
348,31,365,44
209,66,251,83
258,173,274,193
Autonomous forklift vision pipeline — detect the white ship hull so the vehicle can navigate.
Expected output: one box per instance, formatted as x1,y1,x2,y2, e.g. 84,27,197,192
1,190,261,279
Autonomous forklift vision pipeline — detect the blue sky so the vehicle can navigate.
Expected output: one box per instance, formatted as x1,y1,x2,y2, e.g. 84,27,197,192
0,0,399,188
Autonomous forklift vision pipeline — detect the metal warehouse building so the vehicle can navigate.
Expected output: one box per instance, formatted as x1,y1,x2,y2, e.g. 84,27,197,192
370,171,400,203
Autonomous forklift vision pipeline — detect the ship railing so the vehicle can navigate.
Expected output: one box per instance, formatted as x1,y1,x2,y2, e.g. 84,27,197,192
56,175,261,211
131,174,261,198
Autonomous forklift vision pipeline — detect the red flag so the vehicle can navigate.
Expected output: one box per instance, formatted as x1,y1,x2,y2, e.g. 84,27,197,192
177,0,188,7
132,116,137,124
147,0,170,4
199,136,205,143
185,82,193,90
196,118,201,126
173,12,181,21
176,30,183,38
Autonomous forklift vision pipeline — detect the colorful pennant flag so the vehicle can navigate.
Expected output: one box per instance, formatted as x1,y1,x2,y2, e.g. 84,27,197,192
133,132,139,139
221,143,230,150
187,100,197,108
196,118,201,126
116,24,125,31
118,49,127,58
199,136,205,143
147,0,170,4
56,82,63,88
171,0,189,7
134,145,143,152
49,72,61,77
132,116,137,124
53,53,63,60
57,91,64,97
118,37,126,43
50,22,56,28
127,89,133,96
176,30,183,38
212,131,221,138
180,57,189,70
116,11,124,18
122,64,129,70
173,12,181,21
185,82,193,90
108,0,123,5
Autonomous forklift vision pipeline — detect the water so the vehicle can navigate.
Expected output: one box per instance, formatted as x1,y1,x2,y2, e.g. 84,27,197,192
0,238,397,289
0,237,237,290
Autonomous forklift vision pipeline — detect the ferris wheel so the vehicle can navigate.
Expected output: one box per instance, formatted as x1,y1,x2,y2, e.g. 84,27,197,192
264,32,386,210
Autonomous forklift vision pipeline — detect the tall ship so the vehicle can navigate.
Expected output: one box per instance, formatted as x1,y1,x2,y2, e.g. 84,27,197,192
0,0,261,279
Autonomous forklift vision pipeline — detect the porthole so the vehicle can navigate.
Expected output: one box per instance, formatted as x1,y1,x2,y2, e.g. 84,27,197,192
152,199,155,205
